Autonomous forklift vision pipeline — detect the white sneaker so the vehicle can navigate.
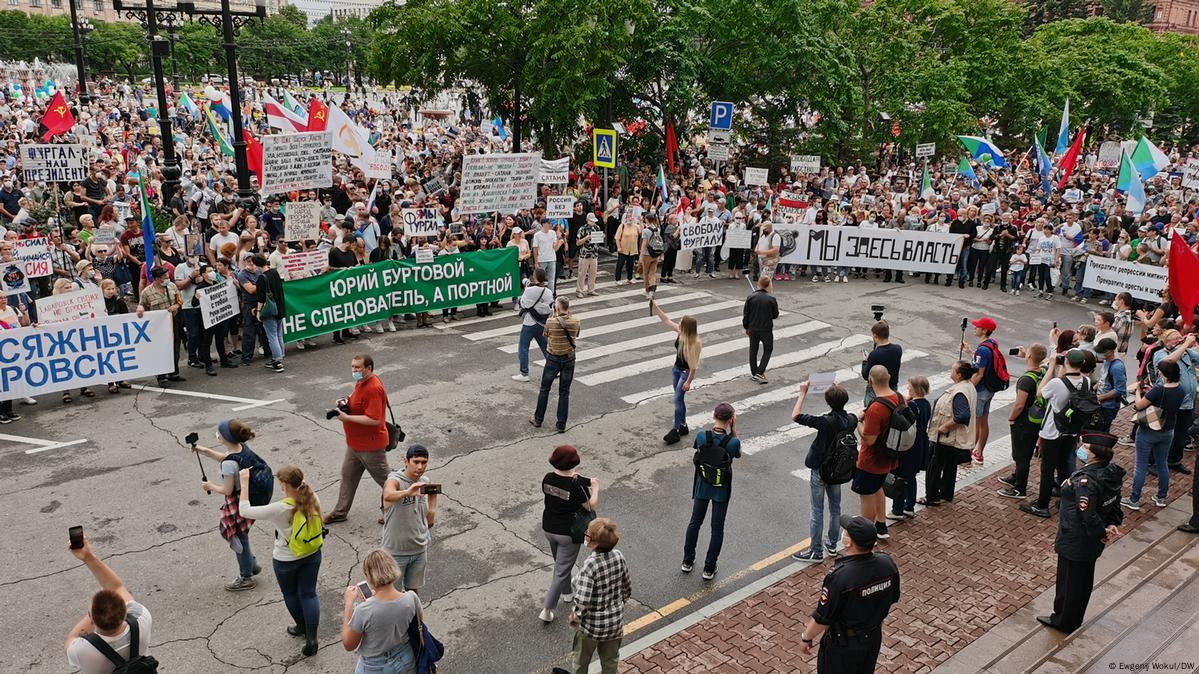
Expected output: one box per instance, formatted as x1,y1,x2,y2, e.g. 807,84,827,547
560,593,573,603
511,374,530,382
386,323,397,332
296,342,306,350
304,339,317,347
538,608,554,623
21,396,36,405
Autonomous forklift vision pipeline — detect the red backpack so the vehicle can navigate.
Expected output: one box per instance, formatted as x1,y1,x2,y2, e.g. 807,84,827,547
979,339,1010,392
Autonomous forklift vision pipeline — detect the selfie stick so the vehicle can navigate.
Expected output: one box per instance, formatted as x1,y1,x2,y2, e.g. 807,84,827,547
190,439,209,489
958,317,969,361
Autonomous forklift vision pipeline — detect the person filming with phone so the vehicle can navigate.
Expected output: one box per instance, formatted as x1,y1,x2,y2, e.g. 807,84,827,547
64,536,156,674
325,354,393,525
341,549,421,674
382,445,439,594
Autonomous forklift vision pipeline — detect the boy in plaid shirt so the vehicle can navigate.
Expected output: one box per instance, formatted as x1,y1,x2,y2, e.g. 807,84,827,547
569,517,631,673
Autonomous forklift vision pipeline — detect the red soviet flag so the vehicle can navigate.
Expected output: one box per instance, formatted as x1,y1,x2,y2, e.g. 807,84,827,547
1055,128,1086,189
307,97,328,132
665,119,678,174
38,91,75,141
1169,231,1199,329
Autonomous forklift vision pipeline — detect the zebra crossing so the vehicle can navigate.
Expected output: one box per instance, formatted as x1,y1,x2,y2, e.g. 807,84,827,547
445,279,1015,481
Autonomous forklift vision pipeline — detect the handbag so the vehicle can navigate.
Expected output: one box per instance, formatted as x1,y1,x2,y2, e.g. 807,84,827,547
407,603,444,674
383,393,405,451
882,473,906,500
569,477,596,544
1134,403,1164,431
260,278,280,320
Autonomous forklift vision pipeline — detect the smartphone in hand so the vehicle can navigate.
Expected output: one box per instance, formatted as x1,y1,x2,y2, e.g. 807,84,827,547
357,581,372,599
421,484,442,495
69,526,84,550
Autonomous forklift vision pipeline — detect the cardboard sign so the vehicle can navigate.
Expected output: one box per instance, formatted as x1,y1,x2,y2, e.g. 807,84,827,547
1,260,30,295
1182,159,1199,190
1082,256,1168,303
546,196,575,219
284,201,321,242
791,155,821,174
415,248,435,264
744,167,769,186
13,237,52,278
539,157,570,184
0,311,175,398
725,227,752,249
36,287,105,325
459,152,540,214
281,250,326,280
1096,141,1122,170
93,227,118,245
423,177,446,196
915,143,936,159
402,208,440,238
589,230,605,245
778,225,964,274
358,149,393,180
198,280,239,329
680,218,725,250
261,132,333,196
20,143,87,183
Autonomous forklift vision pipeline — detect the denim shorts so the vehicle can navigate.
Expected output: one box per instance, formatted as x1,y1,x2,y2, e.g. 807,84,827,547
391,550,427,591
976,387,995,417
851,470,887,495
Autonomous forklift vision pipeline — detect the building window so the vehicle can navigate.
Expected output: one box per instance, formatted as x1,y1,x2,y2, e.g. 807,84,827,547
30,0,40,6
52,0,61,7
93,0,101,9
7,0,18,7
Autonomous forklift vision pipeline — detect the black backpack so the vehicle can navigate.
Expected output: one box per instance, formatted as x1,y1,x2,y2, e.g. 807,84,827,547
1054,376,1102,436
818,414,858,485
224,447,274,506
84,617,159,673
693,431,733,487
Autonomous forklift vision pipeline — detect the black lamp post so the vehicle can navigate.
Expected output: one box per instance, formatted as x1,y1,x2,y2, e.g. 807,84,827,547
69,2,93,104
162,15,181,89
341,26,352,94
176,0,265,211
113,0,184,203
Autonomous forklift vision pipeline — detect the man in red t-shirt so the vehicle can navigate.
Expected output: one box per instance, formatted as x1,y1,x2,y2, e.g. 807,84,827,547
856,365,900,540
325,354,392,524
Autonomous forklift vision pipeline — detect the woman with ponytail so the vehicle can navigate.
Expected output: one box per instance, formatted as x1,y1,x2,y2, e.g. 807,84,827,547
238,464,325,657
651,299,702,445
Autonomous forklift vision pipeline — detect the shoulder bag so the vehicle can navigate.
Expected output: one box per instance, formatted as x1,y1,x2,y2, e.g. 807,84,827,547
406,599,445,674
382,392,406,451
569,476,596,544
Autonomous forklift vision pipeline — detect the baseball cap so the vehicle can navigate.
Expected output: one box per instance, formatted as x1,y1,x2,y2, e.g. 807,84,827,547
511,227,522,235
838,515,878,548
1066,349,1087,366
971,316,997,332
405,444,429,460
150,267,168,278
713,402,735,421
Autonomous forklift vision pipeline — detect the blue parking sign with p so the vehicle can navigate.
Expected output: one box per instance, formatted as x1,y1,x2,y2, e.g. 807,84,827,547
710,101,734,130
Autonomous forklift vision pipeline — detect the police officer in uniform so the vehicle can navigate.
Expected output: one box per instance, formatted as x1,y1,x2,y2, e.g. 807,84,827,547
1038,431,1126,633
799,515,900,673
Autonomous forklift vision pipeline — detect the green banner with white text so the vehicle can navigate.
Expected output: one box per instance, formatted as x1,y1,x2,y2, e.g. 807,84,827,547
281,247,519,342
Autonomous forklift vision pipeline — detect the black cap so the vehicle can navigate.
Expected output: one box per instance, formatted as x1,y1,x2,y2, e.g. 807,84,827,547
405,444,429,460
1081,432,1117,449
150,267,168,278
839,515,878,548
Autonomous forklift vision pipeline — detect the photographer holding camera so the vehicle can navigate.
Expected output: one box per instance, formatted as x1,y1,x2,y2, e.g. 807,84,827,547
861,318,901,406
382,444,439,594
325,354,393,525
64,537,155,674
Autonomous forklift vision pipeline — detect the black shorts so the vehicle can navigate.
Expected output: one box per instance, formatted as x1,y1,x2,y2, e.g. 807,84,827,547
851,470,887,495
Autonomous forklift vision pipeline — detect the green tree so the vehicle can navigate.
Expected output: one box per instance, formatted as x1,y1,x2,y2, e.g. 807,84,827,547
88,22,148,80
173,22,220,82
1146,32,1199,144
1024,0,1090,34
1100,0,1155,24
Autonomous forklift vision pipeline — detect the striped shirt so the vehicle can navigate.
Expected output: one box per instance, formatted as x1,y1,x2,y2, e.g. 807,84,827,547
545,315,581,357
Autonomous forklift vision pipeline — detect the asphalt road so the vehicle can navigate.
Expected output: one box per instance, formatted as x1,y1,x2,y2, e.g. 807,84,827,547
0,268,1102,673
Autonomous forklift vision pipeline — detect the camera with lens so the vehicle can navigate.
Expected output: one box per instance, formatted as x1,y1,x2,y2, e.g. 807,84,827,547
326,398,350,420
871,304,885,321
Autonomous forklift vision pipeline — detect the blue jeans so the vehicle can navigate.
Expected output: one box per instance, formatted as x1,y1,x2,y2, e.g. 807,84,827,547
182,307,202,362
539,261,557,292
671,366,689,428
1131,427,1172,501
240,305,260,363
695,247,715,274
1059,255,1075,294
517,323,547,376
683,497,729,572
809,469,842,550
232,530,256,580
534,353,575,427
262,317,284,362
1073,259,1089,298
274,550,322,628
355,640,416,674
1011,269,1026,289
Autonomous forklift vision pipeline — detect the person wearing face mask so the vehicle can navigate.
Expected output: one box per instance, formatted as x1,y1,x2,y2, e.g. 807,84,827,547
325,354,393,525
797,515,900,672
1037,432,1125,634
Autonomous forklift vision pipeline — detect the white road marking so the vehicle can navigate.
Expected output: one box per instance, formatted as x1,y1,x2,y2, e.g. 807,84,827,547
536,315,752,367
435,282,684,330
0,433,90,455
465,292,709,341
130,385,285,412
497,300,746,353
576,321,829,387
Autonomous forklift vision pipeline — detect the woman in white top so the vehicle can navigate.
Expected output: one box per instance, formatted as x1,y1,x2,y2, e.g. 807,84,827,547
239,464,324,658
342,549,420,674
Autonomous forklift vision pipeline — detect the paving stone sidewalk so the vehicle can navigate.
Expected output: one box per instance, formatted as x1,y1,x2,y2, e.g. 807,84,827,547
621,413,1197,674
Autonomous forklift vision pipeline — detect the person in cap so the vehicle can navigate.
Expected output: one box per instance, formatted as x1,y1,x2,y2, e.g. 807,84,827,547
538,445,600,623
136,267,186,386
532,295,581,433
798,515,900,673
963,316,1004,463
1038,432,1124,633
682,402,741,581
575,212,601,297
1093,338,1124,431
1021,347,1091,518
75,259,102,289
381,444,438,594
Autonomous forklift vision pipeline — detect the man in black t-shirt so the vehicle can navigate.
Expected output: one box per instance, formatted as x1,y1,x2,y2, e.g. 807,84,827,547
861,320,902,406
947,215,976,288
998,344,1049,499
327,235,360,345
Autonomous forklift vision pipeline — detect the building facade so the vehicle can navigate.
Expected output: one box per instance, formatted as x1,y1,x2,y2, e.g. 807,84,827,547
12,0,285,24
289,0,386,24
1147,0,1199,35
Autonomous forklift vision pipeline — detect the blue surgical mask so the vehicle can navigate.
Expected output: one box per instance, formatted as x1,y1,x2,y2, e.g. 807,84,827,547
1075,448,1089,464
351,371,363,381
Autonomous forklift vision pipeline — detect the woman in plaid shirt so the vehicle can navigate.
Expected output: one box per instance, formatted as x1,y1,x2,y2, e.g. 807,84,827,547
569,518,632,674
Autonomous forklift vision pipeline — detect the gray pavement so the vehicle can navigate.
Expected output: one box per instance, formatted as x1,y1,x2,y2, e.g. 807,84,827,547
0,270,1101,673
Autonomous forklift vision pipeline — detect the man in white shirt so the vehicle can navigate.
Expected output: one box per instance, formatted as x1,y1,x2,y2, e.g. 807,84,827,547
532,219,561,293
64,537,154,674
207,218,239,266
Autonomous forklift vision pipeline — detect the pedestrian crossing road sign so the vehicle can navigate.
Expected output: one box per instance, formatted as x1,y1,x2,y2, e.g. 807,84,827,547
593,128,617,169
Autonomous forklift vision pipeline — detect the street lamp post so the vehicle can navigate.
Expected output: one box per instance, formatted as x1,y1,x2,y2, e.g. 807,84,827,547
177,0,266,211
69,2,93,104
163,15,181,89
341,26,352,94
113,0,184,203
